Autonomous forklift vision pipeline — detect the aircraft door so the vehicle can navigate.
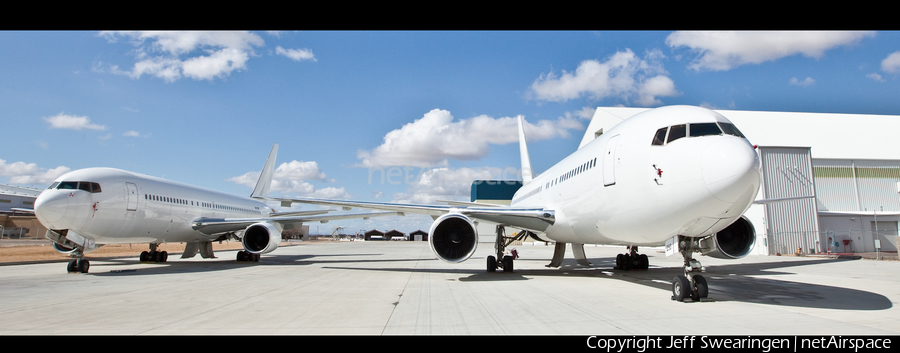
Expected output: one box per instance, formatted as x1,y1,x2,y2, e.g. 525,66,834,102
603,134,620,186
126,182,138,211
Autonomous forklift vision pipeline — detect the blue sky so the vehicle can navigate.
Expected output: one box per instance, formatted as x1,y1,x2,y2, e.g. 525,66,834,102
3,31,900,233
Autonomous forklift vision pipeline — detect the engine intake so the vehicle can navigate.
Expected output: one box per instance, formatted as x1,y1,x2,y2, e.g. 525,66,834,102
429,213,478,263
242,222,282,254
700,216,755,259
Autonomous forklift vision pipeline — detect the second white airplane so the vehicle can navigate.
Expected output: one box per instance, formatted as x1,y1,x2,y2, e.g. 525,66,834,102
260,105,764,301
33,144,392,273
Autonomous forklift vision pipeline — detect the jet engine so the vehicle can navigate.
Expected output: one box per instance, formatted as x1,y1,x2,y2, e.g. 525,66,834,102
53,243,78,255
242,222,281,254
700,216,755,259
429,213,478,263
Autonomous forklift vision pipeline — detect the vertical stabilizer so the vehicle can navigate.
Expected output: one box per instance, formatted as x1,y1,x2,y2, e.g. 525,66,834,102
251,143,279,198
517,116,533,184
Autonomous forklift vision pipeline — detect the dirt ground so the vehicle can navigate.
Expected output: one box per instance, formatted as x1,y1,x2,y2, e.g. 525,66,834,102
0,239,325,264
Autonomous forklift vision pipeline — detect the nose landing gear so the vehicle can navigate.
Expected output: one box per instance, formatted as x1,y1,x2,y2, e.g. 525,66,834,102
672,236,708,302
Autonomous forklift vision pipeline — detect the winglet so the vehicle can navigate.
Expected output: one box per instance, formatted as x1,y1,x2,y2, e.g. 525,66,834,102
251,143,279,198
518,116,533,184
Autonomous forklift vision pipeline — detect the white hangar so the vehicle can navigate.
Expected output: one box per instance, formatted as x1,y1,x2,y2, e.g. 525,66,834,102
585,106,900,256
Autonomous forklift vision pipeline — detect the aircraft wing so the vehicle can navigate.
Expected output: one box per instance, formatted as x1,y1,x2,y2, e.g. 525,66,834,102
190,211,401,235
255,196,557,232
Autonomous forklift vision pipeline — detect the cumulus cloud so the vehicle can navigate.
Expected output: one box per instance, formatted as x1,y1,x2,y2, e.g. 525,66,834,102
667,31,875,72
228,160,348,198
881,51,900,74
276,46,316,62
789,77,815,87
100,31,265,82
0,159,70,185
529,49,678,106
43,113,106,130
357,109,583,168
123,130,141,137
390,167,518,204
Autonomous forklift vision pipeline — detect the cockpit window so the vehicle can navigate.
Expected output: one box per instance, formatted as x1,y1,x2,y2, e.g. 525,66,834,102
667,124,686,143
47,182,59,190
57,181,78,190
718,122,746,138
689,122,722,137
651,127,667,146
56,181,101,193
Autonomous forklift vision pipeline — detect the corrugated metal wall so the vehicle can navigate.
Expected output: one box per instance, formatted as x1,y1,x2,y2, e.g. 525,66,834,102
759,147,820,255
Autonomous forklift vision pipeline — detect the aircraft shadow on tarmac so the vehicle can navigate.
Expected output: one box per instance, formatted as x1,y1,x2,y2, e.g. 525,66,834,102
318,255,893,311
80,250,892,311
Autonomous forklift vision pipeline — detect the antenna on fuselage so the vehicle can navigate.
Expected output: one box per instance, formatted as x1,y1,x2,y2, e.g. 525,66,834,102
518,116,533,184
251,143,279,198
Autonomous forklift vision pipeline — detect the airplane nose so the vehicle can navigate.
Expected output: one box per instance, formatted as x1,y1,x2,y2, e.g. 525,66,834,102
34,191,68,227
701,138,761,203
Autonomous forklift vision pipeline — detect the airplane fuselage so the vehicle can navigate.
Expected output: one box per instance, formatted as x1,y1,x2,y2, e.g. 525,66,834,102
34,168,272,245
510,105,761,247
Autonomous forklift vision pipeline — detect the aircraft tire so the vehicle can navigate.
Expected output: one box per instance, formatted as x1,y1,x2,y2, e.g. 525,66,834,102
671,275,690,301
695,275,708,298
502,255,514,272
67,260,78,273
77,259,90,273
639,254,649,270
487,255,496,272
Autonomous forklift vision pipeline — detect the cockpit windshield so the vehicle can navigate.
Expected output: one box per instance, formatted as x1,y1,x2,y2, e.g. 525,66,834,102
55,181,102,193
651,121,746,146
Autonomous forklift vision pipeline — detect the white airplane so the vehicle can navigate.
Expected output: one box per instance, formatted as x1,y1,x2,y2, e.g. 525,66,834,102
258,105,766,302
32,144,393,273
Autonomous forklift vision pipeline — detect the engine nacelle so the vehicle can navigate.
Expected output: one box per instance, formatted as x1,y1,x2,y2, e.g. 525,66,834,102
429,213,478,263
242,222,281,254
700,216,756,259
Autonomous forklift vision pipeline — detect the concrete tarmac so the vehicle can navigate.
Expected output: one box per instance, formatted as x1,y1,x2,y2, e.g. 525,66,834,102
1,240,898,335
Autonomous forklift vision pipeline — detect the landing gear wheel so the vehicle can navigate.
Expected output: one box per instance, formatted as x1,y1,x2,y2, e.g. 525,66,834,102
615,254,623,269
694,275,708,299
77,259,90,273
622,254,632,270
638,254,649,270
140,251,150,262
67,260,78,273
236,251,260,262
157,251,168,262
502,255,514,272
487,255,497,272
671,275,690,301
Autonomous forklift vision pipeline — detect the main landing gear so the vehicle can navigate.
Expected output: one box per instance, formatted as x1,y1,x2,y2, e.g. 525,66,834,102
615,246,649,270
487,225,527,273
236,250,260,262
139,243,169,263
66,258,90,273
671,236,708,302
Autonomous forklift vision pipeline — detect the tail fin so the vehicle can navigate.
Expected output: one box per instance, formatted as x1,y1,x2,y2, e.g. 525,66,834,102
251,143,279,198
517,116,533,184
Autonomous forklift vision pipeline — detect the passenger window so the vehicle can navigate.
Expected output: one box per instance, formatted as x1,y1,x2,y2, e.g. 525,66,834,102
667,124,686,143
718,122,746,138
651,127,667,145
689,123,722,137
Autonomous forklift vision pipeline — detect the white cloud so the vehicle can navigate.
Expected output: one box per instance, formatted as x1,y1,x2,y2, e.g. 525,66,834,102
881,51,900,74
666,31,875,72
529,49,678,106
867,72,885,82
123,130,141,137
43,113,106,131
276,46,316,62
100,31,265,82
228,160,347,198
390,167,516,204
789,77,815,87
357,109,583,168
0,159,70,185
